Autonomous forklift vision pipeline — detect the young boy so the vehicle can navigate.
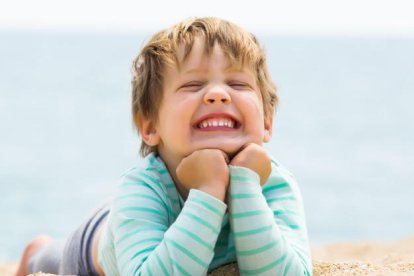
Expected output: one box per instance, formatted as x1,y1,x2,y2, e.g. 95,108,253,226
17,17,312,275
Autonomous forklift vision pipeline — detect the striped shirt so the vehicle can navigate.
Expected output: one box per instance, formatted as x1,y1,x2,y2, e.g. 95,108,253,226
98,153,312,275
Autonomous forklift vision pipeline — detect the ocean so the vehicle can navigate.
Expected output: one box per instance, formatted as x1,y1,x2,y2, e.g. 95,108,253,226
1,32,413,262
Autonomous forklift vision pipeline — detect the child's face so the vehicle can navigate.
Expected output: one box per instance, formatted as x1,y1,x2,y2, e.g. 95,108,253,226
143,37,272,166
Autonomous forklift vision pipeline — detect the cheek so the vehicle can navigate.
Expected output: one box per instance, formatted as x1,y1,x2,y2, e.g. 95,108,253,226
159,100,195,132
240,95,266,134
241,94,265,118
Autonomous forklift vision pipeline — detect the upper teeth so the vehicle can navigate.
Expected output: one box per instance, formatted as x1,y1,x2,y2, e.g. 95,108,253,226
198,118,235,129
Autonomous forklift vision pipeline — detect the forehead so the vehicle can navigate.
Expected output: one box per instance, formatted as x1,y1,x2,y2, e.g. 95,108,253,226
174,38,254,75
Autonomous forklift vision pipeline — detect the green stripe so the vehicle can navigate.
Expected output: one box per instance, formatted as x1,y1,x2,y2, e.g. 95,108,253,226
175,225,214,250
117,193,164,206
190,198,223,216
239,254,287,275
159,168,168,174
182,212,219,234
118,194,171,216
170,258,191,276
273,210,296,216
116,219,168,232
232,210,267,218
148,155,157,165
120,180,140,187
116,226,166,245
147,265,153,276
129,246,154,261
117,218,135,230
166,238,209,269
165,183,175,189
283,254,293,275
287,224,300,230
237,240,278,256
267,196,296,203
116,193,174,217
122,247,155,275
172,199,180,204
145,167,157,172
130,253,151,275
262,182,288,193
119,206,163,216
155,252,169,276
234,225,272,238
230,193,259,199
118,181,165,200
139,172,163,190
230,175,248,182
118,238,161,259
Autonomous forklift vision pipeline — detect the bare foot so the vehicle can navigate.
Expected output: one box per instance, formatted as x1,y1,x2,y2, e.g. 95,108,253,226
15,235,53,276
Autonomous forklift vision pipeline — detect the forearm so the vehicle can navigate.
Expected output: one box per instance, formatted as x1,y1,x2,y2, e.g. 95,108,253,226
228,166,311,276
115,189,227,275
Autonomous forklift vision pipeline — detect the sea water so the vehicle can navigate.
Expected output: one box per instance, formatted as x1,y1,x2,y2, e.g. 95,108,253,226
1,32,413,261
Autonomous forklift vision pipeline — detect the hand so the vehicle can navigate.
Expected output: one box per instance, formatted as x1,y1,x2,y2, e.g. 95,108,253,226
230,143,271,186
176,149,230,201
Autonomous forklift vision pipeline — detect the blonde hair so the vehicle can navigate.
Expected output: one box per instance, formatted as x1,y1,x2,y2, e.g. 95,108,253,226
132,17,278,156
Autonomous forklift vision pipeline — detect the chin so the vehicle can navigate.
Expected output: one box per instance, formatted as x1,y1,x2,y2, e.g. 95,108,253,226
221,146,241,159
193,142,243,158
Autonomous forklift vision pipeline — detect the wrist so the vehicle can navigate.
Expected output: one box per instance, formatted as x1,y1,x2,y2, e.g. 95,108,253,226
229,165,261,184
197,183,227,201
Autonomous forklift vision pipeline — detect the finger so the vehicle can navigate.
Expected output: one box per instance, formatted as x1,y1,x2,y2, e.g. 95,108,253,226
231,143,254,162
200,148,229,163
220,150,230,164
237,142,259,154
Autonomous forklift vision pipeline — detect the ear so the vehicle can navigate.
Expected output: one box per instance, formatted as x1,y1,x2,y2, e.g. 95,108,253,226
137,115,160,147
263,117,273,143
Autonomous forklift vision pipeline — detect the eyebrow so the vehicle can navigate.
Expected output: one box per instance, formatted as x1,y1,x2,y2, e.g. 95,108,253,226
181,64,249,75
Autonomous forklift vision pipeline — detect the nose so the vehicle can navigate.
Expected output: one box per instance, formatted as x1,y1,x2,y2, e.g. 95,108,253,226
203,85,231,105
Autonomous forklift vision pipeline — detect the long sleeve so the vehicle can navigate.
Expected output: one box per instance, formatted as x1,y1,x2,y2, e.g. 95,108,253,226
228,161,312,275
102,168,227,275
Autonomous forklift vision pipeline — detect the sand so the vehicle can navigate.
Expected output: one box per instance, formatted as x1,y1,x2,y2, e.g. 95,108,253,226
311,236,414,275
2,236,414,275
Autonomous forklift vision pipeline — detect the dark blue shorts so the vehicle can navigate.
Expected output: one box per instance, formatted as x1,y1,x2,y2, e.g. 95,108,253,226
28,203,110,275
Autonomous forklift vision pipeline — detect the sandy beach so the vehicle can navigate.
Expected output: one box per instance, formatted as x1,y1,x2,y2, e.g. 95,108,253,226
2,236,414,276
311,235,414,275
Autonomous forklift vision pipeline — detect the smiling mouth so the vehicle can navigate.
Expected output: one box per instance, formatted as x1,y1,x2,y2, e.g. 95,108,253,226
195,117,240,130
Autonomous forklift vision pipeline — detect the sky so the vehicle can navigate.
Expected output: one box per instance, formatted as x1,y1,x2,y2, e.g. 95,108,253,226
1,0,414,36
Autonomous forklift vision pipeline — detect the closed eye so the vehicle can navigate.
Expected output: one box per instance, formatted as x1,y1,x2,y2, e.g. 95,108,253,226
179,82,204,92
228,81,252,90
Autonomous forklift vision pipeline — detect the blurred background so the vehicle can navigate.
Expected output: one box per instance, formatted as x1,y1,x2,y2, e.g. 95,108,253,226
1,0,413,262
